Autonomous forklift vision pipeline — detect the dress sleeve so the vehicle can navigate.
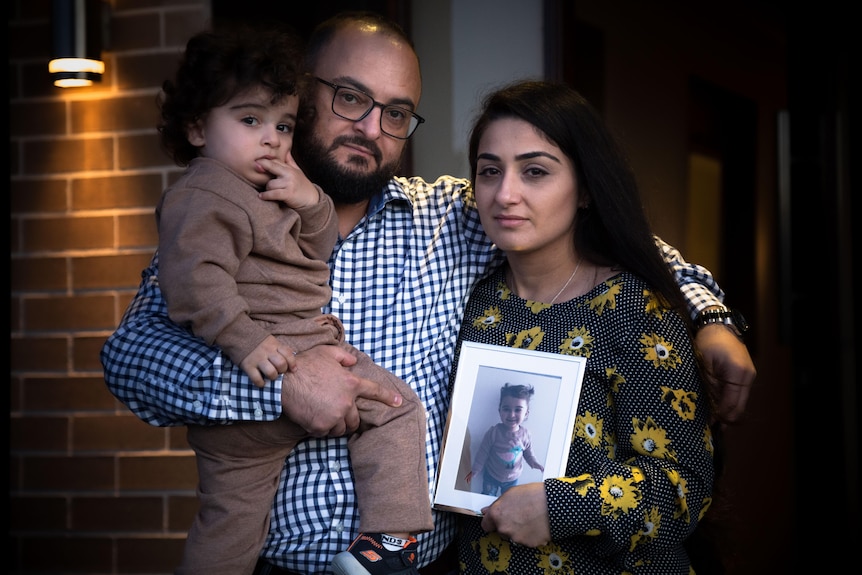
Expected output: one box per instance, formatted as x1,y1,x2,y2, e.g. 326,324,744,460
544,278,715,559
99,253,283,427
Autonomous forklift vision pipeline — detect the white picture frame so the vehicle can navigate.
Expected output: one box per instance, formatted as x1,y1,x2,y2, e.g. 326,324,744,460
433,341,587,516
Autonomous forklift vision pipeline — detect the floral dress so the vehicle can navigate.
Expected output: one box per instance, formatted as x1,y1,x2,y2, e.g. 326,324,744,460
454,267,714,575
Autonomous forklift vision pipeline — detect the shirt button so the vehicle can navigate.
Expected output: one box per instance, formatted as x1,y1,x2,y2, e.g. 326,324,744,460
254,407,263,417
331,460,341,472
193,400,203,410
337,294,346,304
334,521,344,533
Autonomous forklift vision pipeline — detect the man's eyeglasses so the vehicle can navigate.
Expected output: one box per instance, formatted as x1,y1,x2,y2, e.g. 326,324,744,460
316,77,425,140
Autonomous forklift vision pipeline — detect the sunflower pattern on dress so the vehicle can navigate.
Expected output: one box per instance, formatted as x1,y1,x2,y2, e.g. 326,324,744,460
453,267,714,574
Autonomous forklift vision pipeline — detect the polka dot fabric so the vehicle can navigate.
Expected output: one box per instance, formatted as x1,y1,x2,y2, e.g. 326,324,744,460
454,267,714,574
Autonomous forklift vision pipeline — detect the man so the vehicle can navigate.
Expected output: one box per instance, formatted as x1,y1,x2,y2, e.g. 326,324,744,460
101,11,755,575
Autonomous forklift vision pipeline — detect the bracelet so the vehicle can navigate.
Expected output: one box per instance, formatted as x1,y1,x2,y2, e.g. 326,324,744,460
695,306,750,337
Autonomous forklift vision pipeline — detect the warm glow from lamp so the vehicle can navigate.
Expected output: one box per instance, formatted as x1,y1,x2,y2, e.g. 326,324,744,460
48,57,105,87
50,0,106,88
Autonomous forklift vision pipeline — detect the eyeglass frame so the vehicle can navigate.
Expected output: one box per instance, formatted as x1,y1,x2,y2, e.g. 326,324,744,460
315,77,425,140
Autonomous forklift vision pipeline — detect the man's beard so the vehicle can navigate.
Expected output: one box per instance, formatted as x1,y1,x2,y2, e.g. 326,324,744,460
294,128,402,205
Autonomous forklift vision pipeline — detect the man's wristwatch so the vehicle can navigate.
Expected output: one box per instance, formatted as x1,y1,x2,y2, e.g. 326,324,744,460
695,306,750,338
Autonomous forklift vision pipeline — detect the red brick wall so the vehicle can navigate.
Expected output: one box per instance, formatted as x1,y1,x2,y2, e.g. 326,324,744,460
10,1,213,572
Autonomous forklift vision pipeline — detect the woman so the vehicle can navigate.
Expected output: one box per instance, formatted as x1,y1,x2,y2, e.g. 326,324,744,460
453,81,717,574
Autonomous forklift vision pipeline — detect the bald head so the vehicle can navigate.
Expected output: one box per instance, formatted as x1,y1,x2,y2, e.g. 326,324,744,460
292,12,423,209
305,12,420,81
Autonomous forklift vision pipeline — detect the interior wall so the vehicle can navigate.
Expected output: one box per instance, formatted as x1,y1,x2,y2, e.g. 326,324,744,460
411,0,543,181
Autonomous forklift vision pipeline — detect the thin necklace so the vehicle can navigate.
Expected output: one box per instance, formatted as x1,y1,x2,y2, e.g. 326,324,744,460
549,258,583,304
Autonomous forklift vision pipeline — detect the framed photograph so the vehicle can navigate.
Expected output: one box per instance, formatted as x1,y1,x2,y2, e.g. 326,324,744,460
433,341,587,516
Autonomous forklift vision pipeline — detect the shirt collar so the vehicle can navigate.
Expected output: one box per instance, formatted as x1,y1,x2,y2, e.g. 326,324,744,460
366,178,411,218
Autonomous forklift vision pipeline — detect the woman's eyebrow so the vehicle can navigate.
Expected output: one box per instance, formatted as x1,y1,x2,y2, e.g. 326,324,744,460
515,151,561,163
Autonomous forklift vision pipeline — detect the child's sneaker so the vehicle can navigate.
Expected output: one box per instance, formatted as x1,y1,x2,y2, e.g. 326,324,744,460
330,533,420,575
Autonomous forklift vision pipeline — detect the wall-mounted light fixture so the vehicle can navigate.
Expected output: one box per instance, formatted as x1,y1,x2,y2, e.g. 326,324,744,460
49,0,107,88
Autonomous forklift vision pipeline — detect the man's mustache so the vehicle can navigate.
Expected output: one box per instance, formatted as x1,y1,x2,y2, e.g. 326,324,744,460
329,135,382,164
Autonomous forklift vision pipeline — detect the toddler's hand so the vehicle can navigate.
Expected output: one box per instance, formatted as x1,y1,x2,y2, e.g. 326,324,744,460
257,154,319,209
239,335,297,388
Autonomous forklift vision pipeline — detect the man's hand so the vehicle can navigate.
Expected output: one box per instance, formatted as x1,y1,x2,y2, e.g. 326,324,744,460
239,335,297,388
281,345,403,437
695,324,757,423
481,483,551,548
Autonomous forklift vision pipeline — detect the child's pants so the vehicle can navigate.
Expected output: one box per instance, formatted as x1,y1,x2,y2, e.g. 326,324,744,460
175,314,433,575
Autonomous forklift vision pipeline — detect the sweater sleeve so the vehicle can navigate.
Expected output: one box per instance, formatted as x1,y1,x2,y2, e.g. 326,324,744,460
521,428,543,470
158,187,271,365
471,426,495,478
100,253,283,427
292,185,339,262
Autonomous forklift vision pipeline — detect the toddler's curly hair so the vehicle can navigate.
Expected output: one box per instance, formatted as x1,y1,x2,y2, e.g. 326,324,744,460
158,23,307,166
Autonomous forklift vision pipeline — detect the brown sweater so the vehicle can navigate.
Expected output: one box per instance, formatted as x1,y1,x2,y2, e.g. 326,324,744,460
156,157,338,364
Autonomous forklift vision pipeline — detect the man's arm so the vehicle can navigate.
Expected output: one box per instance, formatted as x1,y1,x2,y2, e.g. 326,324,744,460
100,254,402,431
100,255,283,426
693,323,756,423
655,236,757,423
655,236,725,318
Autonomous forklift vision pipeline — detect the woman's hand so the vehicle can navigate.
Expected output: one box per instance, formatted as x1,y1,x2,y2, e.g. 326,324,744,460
481,482,551,547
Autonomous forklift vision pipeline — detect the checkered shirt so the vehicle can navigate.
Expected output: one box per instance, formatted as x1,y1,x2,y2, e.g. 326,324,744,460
656,236,726,317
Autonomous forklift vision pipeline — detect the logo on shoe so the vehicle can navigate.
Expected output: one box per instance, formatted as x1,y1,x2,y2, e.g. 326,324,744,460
380,534,405,548
359,550,383,563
